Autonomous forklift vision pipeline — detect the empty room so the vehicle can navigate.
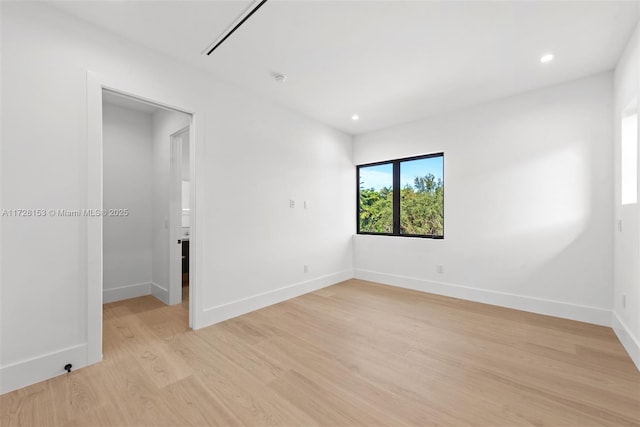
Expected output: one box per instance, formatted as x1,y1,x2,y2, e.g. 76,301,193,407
1,0,639,426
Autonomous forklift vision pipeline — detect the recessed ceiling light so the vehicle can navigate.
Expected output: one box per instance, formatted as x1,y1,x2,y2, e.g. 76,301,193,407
540,53,554,63
352,114,359,121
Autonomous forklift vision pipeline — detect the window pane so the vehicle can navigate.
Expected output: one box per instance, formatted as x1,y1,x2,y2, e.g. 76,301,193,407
400,156,444,236
622,112,638,205
359,163,394,233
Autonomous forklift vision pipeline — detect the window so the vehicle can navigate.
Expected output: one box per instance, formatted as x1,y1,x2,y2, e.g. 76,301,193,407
357,153,444,238
621,106,638,205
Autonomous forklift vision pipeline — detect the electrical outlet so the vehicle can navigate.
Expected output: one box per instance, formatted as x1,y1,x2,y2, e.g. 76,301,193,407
289,200,295,208
304,201,308,209
437,265,444,274
617,220,623,232
622,294,626,309
304,265,309,273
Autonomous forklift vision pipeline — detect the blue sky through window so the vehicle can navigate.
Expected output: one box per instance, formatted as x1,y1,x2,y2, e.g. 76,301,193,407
360,156,443,191
359,163,393,191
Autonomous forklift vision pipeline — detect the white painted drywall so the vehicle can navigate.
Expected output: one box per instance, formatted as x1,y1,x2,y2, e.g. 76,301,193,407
613,22,640,368
102,103,153,298
203,99,355,309
181,132,190,181
151,109,190,296
0,1,354,393
353,73,614,324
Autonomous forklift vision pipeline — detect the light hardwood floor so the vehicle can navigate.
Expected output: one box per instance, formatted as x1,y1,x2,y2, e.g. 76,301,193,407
2,279,639,426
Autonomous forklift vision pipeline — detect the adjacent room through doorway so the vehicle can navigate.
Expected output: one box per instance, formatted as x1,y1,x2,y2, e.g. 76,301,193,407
101,90,193,323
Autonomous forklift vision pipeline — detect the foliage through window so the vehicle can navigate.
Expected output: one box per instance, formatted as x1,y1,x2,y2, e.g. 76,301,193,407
358,153,444,238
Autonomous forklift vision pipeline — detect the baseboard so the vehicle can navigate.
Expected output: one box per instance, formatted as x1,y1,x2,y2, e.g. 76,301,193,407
612,311,640,371
0,343,89,395
103,282,151,304
151,282,169,305
354,269,611,327
201,269,354,327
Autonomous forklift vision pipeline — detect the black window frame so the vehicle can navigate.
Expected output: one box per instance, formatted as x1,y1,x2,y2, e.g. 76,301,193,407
356,152,444,239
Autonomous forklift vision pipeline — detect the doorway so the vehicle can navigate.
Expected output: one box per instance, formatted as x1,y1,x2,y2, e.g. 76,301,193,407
86,74,198,365
101,90,191,309
170,127,191,306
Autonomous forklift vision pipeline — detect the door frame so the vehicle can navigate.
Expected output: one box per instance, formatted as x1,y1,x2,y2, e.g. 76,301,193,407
170,127,189,305
86,70,202,365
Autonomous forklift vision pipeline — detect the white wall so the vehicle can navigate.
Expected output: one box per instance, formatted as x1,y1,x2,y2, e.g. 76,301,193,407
0,2,354,393
151,109,190,303
203,99,354,310
182,132,190,181
613,23,640,369
102,103,154,302
353,73,614,326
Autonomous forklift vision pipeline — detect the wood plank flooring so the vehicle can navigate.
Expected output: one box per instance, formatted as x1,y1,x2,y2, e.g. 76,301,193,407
2,279,639,426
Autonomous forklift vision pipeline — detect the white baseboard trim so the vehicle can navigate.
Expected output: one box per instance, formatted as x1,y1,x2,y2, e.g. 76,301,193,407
201,269,354,327
354,269,612,327
0,343,89,395
103,282,151,304
151,282,169,305
612,311,640,371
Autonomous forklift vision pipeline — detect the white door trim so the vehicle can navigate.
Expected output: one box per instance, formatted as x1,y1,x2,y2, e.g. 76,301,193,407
170,127,189,305
86,70,202,367
86,71,103,365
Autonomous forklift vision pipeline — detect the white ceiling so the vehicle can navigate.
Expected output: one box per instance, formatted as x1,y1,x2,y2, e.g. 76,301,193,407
53,1,639,135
